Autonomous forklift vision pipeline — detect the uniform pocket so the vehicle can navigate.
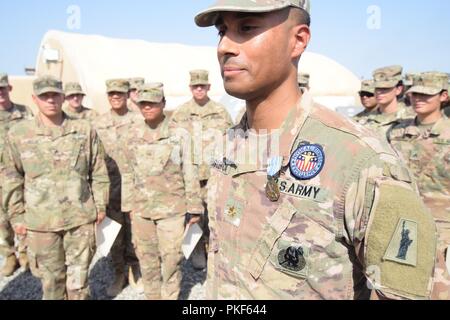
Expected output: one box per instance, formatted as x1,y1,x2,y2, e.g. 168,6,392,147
135,144,172,176
248,200,297,280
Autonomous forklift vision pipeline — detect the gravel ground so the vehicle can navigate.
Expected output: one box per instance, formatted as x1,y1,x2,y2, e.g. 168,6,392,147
0,254,206,300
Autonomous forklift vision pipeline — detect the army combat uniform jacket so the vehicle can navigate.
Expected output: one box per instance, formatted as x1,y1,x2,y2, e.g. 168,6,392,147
63,105,99,122
2,115,109,232
206,93,437,300
170,99,233,181
121,116,203,220
362,103,416,143
390,117,450,299
94,110,140,211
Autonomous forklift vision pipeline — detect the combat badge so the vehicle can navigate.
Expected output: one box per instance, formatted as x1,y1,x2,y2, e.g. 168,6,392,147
384,219,418,267
272,240,309,279
289,144,325,181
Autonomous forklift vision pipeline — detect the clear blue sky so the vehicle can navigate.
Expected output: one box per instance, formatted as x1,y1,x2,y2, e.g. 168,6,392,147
1,0,449,79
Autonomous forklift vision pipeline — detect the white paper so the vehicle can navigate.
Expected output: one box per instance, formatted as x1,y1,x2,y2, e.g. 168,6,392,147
446,245,450,275
96,217,122,257
182,223,204,260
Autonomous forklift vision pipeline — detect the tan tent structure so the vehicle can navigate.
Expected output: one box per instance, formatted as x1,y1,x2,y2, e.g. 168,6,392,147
20,30,361,119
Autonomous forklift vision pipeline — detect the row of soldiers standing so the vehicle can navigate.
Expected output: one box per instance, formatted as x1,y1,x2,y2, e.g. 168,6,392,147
352,66,450,300
0,70,233,300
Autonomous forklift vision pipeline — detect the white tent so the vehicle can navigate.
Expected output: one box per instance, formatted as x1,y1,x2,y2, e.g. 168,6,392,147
33,30,361,119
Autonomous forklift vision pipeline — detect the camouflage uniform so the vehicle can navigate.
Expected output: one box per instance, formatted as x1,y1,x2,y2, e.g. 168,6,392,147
196,0,437,300
170,70,233,268
0,87,33,262
363,66,416,142
0,73,33,275
389,72,450,300
2,76,109,300
94,79,140,282
353,80,376,124
63,82,99,122
122,85,204,300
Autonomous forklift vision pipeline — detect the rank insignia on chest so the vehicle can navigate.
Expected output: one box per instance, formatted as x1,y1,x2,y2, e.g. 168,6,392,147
224,199,244,228
289,144,325,181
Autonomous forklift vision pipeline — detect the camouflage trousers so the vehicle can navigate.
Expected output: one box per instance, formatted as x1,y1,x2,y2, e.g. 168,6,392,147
431,226,450,300
131,214,185,300
0,209,27,257
27,223,96,300
107,208,139,274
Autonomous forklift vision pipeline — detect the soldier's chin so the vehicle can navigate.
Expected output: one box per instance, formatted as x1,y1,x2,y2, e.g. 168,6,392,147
224,84,251,101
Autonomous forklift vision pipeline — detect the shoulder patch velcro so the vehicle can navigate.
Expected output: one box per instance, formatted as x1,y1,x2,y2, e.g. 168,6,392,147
365,180,437,299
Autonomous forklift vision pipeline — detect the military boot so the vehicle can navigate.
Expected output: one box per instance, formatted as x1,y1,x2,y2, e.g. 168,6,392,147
18,252,29,271
106,272,127,297
1,254,20,277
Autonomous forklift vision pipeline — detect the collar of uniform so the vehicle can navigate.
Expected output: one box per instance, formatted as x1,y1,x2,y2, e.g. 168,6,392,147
189,98,215,117
35,112,76,136
141,115,170,142
63,105,87,115
421,117,447,137
225,93,313,177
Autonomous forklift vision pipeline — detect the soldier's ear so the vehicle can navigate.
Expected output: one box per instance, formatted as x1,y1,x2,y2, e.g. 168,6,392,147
8,85,13,92
291,24,310,61
440,91,448,103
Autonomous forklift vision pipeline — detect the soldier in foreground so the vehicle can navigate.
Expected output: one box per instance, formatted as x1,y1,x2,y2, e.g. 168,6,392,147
63,82,98,121
195,0,437,300
121,85,203,300
0,73,33,276
94,79,141,296
389,72,450,300
353,80,377,124
170,70,233,270
2,76,109,300
363,66,415,142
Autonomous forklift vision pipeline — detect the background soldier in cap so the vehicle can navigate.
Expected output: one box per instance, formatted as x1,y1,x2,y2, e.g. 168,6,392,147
170,70,233,270
364,65,416,142
63,82,98,122
128,77,145,115
0,73,33,276
297,73,310,91
195,0,436,300
94,79,141,297
402,73,419,107
389,72,450,300
353,80,377,124
121,84,203,300
2,75,109,300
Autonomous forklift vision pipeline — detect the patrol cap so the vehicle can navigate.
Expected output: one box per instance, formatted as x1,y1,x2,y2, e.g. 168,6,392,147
128,77,145,90
359,80,375,94
403,73,419,87
136,84,165,104
373,65,403,89
0,73,9,88
33,75,64,96
106,79,130,93
190,70,210,86
407,72,449,96
147,82,164,89
64,82,85,96
195,0,311,27
298,73,310,87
